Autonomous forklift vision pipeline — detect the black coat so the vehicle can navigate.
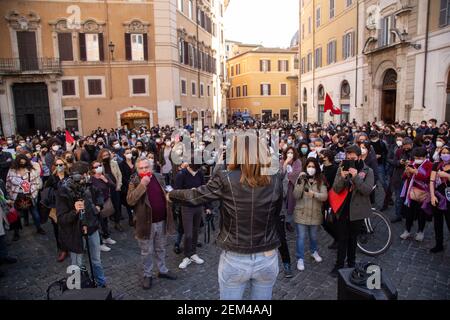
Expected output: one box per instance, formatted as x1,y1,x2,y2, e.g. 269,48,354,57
0,151,13,182
56,181,104,253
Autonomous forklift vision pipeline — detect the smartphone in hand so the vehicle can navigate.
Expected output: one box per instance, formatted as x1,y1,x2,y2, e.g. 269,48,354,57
165,185,174,192
342,160,356,171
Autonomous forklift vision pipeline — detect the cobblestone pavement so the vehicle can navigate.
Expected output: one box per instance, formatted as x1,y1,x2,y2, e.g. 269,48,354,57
0,205,449,300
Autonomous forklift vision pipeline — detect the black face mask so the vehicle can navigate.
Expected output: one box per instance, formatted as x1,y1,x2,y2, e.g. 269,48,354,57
66,157,74,163
102,157,111,163
19,162,26,168
132,151,139,158
85,145,95,151
137,146,143,150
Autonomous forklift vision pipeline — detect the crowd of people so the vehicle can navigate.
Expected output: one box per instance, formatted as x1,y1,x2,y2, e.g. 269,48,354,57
0,118,449,299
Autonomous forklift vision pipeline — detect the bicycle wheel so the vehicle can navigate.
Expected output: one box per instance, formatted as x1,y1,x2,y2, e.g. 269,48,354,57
357,209,393,256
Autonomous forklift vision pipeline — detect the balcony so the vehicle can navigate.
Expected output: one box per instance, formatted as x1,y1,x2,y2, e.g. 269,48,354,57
0,58,62,75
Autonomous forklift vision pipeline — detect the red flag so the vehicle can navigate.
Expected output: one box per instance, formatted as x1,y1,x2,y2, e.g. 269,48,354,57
65,130,75,144
324,93,342,115
324,93,333,113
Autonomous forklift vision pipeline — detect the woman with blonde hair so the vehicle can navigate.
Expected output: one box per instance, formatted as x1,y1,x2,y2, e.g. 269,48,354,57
169,134,283,300
43,157,69,262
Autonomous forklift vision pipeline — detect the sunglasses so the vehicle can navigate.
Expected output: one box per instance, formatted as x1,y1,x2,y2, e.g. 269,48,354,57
93,165,103,169
55,164,65,167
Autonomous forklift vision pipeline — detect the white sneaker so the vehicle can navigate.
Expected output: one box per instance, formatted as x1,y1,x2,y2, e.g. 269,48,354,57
400,230,411,240
297,259,305,271
311,251,323,263
100,244,111,252
415,232,424,242
104,238,116,245
190,254,204,264
179,257,192,269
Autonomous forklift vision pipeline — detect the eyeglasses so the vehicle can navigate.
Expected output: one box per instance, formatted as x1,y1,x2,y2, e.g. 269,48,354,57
93,165,103,169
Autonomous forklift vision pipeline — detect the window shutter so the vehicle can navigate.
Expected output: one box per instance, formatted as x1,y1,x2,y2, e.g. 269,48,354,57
125,33,131,60
343,35,346,59
352,31,355,56
440,0,449,26
98,33,104,61
278,60,281,71
79,33,86,61
268,60,271,71
268,84,271,95
260,84,263,95
58,33,73,61
286,60,289,71
143,34,149,61
260,60,263,71
184,42,189,64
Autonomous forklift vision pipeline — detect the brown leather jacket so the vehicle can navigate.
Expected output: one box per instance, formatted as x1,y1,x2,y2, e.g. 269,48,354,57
169,168,283,254
127,172,175,240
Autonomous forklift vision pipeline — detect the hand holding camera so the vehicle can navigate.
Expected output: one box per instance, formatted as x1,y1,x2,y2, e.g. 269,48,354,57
75,200,85,214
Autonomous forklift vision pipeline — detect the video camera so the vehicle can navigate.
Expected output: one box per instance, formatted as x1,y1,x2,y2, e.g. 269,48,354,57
64,172,91,229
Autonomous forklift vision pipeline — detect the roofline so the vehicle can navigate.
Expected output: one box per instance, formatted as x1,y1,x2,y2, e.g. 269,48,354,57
227,49,296,61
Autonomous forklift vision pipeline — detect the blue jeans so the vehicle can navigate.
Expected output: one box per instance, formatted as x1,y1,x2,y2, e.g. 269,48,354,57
218,250,279,300
295,224,318,260
70,230,106,287
21,201,41,229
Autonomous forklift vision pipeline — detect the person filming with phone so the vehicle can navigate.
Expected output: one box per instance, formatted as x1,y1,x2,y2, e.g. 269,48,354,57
330,145,374,277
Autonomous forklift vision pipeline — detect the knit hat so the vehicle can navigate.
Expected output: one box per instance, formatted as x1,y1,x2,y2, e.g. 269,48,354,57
403,137,413,146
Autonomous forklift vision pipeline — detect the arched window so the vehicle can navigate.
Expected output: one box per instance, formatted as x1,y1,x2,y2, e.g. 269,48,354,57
341,80,350,99
318,85,325,101
383,69,397,90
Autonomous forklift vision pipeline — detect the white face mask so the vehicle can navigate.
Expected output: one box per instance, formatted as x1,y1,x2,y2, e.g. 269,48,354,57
20,143,26,147
114,144,121,150
361,148,368,155
414,159,424,165
156,139,161,144
148,159,154,167
436,141,444,148
306,167,316,176
165,141,171,146
396,141,403,147
7,140,12,145
287,153,294,159
125,154,133,160
52,145,60,152
95,166,103,174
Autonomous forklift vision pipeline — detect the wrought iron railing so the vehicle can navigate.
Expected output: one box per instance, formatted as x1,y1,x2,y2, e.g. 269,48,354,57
0,57,62,74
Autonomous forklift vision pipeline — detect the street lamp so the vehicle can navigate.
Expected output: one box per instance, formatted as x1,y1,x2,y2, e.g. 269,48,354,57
108,41,115,60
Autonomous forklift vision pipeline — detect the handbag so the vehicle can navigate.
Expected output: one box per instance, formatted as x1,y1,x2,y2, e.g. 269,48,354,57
328,188,349,215
409,187,428,203
99,198,114,218
6,208,19,224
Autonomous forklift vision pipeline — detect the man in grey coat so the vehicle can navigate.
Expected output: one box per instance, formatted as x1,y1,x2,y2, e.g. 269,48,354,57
330,144,374,277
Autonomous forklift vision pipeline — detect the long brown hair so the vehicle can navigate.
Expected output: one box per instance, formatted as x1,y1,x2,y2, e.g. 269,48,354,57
227,134,271,188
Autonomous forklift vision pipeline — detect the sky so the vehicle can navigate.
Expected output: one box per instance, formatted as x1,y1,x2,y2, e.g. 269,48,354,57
224,0,299,48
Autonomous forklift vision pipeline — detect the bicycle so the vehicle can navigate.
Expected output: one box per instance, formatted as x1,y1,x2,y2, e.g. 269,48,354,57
357,208,393,256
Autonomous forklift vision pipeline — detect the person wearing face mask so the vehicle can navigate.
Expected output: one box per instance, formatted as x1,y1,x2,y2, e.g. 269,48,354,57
175,160,210,269
319,149,339,249
111,140,124,162
330,145,374,277
399,147,432,242
127,158,177,289
359,141,379,191
307,138,324,159
97,149,123,232
159,138,174,186
90,160,117,252
391,137,414,223
6,137,15,149
119,148,136,227
81,137,98,163
45,141,62,172
43,157,69,262
429,145,450,253
0,143,13,183
370,131,388,193
57,161,107,287
62,151,75,171
330,134,348,164
293,158,328,271
6,154,45,240
430,136,447,162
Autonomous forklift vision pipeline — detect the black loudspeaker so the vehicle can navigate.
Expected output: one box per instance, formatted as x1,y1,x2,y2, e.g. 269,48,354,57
54,288,113,300
337,268,398,300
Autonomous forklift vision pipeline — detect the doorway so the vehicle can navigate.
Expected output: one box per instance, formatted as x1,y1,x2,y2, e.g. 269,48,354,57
12,82,51,135
381,69,397,124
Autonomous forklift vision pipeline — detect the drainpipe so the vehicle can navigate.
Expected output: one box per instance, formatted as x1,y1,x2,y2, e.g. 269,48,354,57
105,0,112,100
312,0,315,123
422,0,430,109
